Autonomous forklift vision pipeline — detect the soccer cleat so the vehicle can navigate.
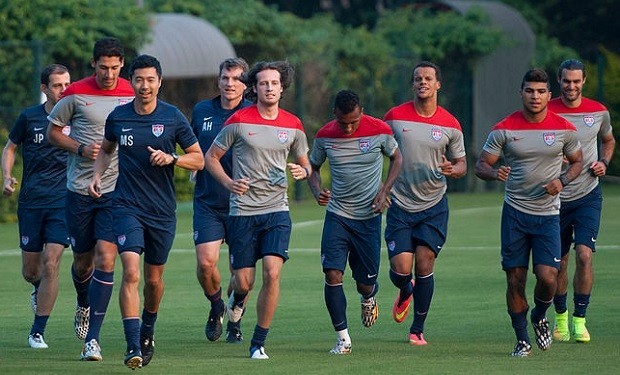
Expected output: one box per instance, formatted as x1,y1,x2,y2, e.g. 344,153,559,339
226,292,244,324
80,339,102,361
510,340,532,357
74,305,90,340
205,300,225,341
329,338,351,354
532,317,552,350
361,296,378,327
124,349,143,369
409,332,428,346
140,335,155,366
552,310,570,342
392,283,413,323
249,345,269,359
30,287,38,314
28,333,48,349
572,316,590,343
226,326,244,343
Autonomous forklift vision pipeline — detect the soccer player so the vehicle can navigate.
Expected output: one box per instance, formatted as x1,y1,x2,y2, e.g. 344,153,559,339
191,57,252,343
88,54,203,369
475,68,583,357
204,60,311,359
548,59,616,343
308,89,402,354
383,61,467,346
2,64,71,349
47,37,134,360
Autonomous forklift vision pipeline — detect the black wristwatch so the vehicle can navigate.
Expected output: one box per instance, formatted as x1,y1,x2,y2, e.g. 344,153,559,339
171,152,179,165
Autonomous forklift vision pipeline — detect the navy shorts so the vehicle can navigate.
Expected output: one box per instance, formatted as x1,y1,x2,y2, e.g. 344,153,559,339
501,203,561,270
384,196,448,259
66,191,115,254
17,206,69,252
193,203,228,245
321,211,381,285
114,209,176,266
560,185,602,256
226,212,291,270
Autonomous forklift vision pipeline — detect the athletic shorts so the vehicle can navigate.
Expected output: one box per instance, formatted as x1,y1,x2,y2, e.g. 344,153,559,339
226,211,291,270
321,211,381,285
17,206,69,252
384,196,448,259
501,202,561,271
560,184,602,256
114,209,176,266
66,191,115,254
193,203,228,245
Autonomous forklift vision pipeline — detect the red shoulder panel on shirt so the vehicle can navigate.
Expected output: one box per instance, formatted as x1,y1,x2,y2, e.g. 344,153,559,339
315,115,393,139
548,97,608,113
62,76,134,97
492,111,577,131
224,105,304,130
384,102,461,130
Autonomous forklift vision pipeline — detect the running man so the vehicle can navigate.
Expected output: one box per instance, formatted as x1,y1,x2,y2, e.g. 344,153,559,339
548,59,616,343
47,37,134,361
89,54,203,368
191,57,252,343
2,64,71,349
308,89,401,354
475,68,583,357
204,60,311,359
383,61,467,346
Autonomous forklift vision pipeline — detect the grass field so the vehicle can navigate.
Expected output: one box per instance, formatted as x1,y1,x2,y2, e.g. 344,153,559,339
1,185,619,374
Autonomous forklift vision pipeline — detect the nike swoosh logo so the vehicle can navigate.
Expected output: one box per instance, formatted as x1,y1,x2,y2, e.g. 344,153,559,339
367,274,377,278
94,311,106,316
591,237,596,242
34,127,44,131
248,132,257,136
205,116,213,121
512,137,524,141
84,102,95,106
122,128,133,132
554,257,561,262
402,128,413,132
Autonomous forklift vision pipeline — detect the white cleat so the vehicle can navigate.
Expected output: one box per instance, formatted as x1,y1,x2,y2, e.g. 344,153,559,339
80,338,102,361
28,333,48,349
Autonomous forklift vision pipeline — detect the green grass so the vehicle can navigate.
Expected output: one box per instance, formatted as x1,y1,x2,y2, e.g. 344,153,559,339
1,185,619,374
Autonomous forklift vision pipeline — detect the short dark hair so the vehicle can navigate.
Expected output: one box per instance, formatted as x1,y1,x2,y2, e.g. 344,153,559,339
521,68,549,90
129,54,162,78
411,61,442,83
558,59,586,79
219,57,249,79
40,64,69,85
93,37,124,62
334,89,361,114
247,61,295,91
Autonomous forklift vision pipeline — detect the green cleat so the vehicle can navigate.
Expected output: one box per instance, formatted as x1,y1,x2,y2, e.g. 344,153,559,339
572,316,590,343
553,310,570,342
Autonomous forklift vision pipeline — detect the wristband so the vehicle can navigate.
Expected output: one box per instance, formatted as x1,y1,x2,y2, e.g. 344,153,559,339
77,144,84,157
171,152,179,165
559,174,569,187
303,167,311,179
600,158,610,168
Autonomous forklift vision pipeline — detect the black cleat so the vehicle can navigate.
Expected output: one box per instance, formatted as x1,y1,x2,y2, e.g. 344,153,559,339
140,335,154,366
205,300,225,341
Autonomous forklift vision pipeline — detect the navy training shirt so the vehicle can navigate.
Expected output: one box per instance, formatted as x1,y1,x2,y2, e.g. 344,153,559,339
190,96,252,211
9,104,68,208
105,99,198,218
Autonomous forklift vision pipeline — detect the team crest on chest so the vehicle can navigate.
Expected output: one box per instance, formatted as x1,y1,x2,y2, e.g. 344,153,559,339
62,126,71,136
359,139,370,153
543,132,556,146
583,115,595,127
431,127,443,141
278,130,288,143
152,124,164,137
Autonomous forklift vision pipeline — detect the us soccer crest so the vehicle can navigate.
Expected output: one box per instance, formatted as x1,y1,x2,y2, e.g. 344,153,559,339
583,115,595,127
62,126,71,136
431,127,443,141
118,234,126,246
359,139,370,153
278,130,288,143
21,235,29,246
543,132,556,146
152,124,164,137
